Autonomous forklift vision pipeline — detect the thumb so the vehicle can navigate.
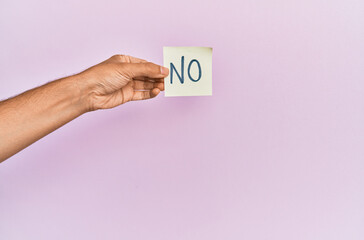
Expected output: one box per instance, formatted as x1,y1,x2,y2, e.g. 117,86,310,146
126,62,169,78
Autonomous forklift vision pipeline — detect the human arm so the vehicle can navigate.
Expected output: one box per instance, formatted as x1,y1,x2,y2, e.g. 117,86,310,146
0,55,169,162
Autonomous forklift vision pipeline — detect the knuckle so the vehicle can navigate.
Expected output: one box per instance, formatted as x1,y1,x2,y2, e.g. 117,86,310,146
143,81,148,89
125,55,132,63
146,81,153,89
110,54,124,61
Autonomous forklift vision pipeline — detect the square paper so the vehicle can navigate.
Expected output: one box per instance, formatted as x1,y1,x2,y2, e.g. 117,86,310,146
163,47,212,97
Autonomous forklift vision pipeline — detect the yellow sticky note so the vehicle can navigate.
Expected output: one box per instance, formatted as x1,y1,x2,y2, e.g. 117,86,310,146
164,47,212,97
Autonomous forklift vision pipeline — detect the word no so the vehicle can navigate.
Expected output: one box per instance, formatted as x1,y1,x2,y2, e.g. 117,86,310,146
170,56,202,84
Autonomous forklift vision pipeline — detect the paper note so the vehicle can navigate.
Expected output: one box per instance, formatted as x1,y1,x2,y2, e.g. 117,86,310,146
163,47,212,97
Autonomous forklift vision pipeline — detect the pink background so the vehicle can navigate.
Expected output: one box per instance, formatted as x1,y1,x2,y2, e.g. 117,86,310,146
1,0,363,239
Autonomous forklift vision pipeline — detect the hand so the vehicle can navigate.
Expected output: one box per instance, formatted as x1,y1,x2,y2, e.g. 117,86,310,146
78,55,169,111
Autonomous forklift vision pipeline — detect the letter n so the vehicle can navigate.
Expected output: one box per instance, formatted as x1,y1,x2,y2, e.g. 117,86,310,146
170,56,185,84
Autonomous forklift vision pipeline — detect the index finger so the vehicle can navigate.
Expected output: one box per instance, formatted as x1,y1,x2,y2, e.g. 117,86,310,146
133,77,165,82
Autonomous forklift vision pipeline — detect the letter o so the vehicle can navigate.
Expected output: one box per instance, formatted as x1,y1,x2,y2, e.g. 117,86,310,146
187,59,202,82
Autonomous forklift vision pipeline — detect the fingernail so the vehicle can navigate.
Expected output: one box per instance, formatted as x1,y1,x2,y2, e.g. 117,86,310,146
160,66,169,75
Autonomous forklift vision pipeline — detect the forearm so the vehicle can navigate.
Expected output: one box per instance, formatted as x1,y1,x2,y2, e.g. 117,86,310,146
0,74,89,162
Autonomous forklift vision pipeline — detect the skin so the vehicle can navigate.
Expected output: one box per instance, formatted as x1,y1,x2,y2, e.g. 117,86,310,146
0,55,169,162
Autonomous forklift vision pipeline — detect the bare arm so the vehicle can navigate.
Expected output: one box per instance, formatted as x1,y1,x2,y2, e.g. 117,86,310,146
0,55,169,162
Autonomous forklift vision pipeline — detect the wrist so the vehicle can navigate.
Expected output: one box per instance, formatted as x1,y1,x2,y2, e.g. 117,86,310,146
61,74,94,113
